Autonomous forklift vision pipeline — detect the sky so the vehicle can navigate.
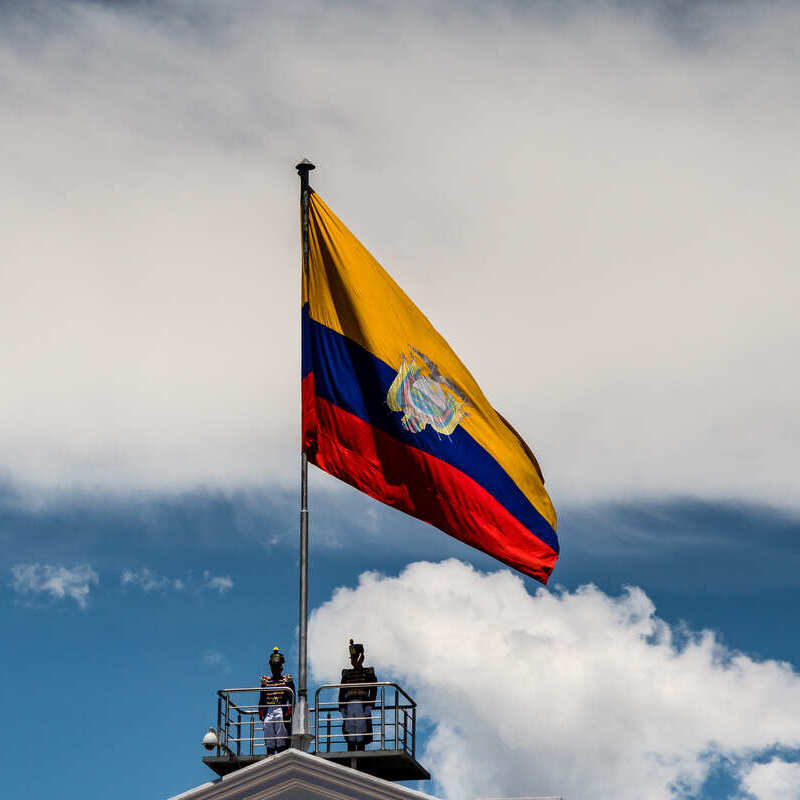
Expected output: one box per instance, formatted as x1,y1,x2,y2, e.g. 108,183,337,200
1,1,799,799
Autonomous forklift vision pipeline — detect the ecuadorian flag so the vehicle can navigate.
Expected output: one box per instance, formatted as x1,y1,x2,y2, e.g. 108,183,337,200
301,191,559,584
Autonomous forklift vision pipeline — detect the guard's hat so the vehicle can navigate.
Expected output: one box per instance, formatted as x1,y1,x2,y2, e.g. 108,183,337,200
268,646,285,667
349,638,364,659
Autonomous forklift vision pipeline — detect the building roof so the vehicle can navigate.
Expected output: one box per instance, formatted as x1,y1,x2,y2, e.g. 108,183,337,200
166,748,442,800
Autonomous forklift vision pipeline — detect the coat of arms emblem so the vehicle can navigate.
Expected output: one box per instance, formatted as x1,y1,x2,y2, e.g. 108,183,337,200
386,348,468,435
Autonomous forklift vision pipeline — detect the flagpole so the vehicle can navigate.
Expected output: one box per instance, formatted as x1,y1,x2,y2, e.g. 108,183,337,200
293,158,315,750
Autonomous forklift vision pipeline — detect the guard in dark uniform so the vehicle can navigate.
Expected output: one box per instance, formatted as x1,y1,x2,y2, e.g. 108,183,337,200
258,647,294,754
338,639,377,751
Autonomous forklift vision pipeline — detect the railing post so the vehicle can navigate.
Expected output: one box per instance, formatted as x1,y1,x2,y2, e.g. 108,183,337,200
216,695,222,757
394,688,399,750
380,686,385,750
236,712,241,757
326,712,331,753
411,703,416,758
314,688,320,755
224,695,230,752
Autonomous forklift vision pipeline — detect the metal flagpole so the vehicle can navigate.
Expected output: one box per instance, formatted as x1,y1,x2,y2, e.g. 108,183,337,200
292,158,315,750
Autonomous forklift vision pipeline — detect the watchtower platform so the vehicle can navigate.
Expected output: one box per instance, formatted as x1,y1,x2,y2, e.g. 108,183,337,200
202,682,429,782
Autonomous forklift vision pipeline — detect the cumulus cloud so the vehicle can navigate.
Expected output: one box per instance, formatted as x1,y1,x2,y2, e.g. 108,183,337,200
739,758,800,800
11,563,98,609
309,560,800,800
121,567,232,594
0,1,798,510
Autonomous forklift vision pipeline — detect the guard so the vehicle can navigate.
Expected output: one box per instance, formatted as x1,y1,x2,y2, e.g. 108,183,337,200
338,639,378,751
258,647,295,754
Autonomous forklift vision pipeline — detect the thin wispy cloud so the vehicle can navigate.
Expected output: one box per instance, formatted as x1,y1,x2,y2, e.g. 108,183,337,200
11,563,98,609
121,568,233,594
202,649,232,675
121,568,185,593
0,1,797,510
200,571,233,594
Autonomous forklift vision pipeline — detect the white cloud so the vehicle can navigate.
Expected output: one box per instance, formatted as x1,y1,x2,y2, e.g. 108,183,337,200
121,568,232,594
309,560,800,800
11,563,98,609
0,2,799,510
121,568,184,592
739,758,800,800
201,571,233,594
202,649,233,676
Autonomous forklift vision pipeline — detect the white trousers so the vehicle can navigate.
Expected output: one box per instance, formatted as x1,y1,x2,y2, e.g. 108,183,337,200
263,705,289,750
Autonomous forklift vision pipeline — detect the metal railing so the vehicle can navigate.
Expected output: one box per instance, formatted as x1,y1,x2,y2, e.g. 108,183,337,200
313,682,417,759
209,686,296,758
207,682,418,762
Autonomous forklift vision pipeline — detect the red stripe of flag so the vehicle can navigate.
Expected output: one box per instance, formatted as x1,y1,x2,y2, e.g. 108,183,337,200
302,373,556,583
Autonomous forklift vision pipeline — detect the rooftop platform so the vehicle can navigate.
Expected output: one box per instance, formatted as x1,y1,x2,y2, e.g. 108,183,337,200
201,682,429,782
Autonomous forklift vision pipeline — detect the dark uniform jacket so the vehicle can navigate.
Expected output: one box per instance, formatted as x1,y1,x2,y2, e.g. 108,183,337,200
258,674,295,721
338,666,378,704
338,666,377,743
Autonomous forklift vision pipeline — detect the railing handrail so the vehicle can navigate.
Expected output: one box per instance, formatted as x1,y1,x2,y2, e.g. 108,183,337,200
314,681,416,708
217,686,296,715
217,686,297,694
217,683,409,701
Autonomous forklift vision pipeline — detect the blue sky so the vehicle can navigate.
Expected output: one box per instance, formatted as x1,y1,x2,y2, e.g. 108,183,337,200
2,2,799,799
3,483,799,799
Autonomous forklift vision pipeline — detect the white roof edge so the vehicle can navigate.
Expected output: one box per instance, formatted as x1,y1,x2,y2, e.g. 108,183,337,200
165,776,219,800
165,748,441,800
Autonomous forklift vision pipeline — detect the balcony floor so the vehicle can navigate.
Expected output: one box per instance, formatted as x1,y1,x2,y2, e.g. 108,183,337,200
315,749,430,781
202,749,430,782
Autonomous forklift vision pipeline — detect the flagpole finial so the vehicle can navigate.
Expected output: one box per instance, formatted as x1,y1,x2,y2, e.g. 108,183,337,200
295,158,316,174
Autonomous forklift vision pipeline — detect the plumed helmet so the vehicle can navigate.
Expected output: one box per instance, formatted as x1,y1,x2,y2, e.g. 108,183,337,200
348,638,364,659
268,646,285,668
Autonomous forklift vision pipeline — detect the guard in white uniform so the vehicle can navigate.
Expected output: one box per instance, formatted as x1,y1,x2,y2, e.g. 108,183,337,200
258,647,294,754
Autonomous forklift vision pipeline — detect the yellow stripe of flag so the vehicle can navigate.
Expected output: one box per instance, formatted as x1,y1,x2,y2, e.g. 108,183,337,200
304,191,556,531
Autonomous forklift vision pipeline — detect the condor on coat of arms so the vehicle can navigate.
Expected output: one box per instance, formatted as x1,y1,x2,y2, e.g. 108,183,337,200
386,348,468,435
